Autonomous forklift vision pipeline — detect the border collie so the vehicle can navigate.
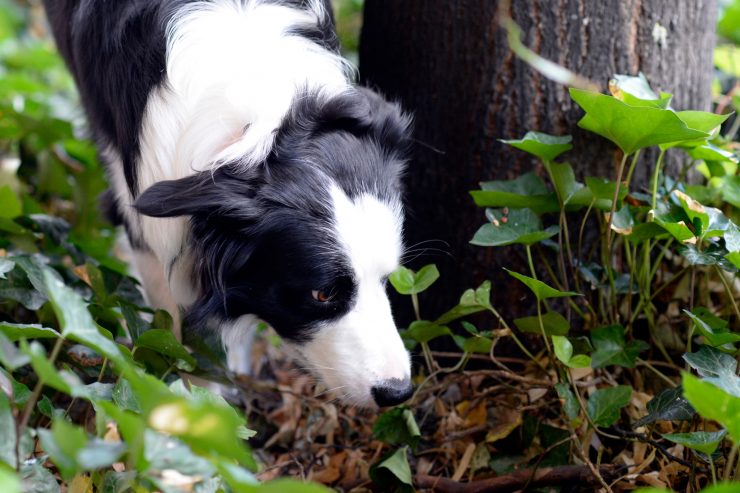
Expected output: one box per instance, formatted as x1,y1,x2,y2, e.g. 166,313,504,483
43,0,413,408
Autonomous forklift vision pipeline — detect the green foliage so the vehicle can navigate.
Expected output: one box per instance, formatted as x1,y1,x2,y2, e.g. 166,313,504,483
586,386,632,428
389,264,439,295
373,407,421,449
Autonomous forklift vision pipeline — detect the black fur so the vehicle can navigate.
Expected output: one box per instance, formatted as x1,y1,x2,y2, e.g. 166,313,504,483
44,0,412,346
134,88,410,340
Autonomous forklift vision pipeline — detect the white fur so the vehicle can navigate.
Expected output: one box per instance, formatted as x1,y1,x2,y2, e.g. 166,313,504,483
119,0,352,303
294,187,410,407
220,314,261,375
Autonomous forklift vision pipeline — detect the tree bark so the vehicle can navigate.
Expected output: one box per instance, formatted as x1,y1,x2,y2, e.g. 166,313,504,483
360,0,717,322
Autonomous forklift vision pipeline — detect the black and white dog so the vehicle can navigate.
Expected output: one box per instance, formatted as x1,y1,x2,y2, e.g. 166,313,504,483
43,0,413,408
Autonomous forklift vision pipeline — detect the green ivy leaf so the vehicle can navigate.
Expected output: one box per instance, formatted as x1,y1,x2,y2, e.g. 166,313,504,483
633,387,695,427
590,325,648,368
0,322,60,341
0,259,14,279
460,335,493,354
682,373,740,443
555,383,581,423
373,407,421,449
661,430,726,456
0,467,20,493
683,345,740,397
38,418,126,481
0,334,29,370
0,185,22,219
569,88,709,154
586,385,632,427
136,329,196,372
514,311,570,336
471,208,559,247
401,321,451,345
389,264,439,295
552,336,591,368
434,282,491,325
369,447,413,493
684,310,740,348
499,131,572,162
505,269,581,301
0,392,16,468
472,173,560,214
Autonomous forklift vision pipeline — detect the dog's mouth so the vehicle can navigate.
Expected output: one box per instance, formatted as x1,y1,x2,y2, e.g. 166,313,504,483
287,337,413,409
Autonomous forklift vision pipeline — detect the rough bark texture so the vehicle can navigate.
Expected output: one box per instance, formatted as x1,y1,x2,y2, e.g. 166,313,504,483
360,0,717,322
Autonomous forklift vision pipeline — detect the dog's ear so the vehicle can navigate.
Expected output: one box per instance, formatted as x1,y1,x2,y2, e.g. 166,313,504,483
134,174,212,218
134,169,261,220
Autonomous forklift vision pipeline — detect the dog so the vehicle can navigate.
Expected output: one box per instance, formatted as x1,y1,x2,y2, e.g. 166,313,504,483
43,0,414,408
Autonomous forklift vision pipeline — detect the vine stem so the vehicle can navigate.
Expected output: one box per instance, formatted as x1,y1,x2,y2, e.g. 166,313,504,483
411,292,437,375
16,337,65,467
725,442,738,481
650,149,666,211
714,265,740,323
636,358,677,387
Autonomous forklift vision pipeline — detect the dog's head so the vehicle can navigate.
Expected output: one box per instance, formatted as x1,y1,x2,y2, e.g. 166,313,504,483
135,88,413,408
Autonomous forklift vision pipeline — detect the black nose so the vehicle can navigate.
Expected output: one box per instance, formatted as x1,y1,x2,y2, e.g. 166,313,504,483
371,378,414,407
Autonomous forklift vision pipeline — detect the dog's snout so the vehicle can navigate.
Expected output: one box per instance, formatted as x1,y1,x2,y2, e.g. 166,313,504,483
371,378,414,407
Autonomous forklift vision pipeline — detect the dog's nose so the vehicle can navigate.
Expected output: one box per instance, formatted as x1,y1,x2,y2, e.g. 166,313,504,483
371,378,414,407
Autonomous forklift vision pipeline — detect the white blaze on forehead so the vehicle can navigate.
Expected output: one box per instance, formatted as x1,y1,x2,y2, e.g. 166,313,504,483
330,186,403,279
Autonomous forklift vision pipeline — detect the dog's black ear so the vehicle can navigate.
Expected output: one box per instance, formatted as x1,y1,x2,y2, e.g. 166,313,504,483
134,173,217,218
134,169,261,220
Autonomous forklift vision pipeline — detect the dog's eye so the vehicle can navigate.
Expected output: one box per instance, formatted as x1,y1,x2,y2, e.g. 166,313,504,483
311,289,336,303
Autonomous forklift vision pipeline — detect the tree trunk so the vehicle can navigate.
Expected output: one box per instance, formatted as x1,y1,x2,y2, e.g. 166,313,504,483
360,0,717,322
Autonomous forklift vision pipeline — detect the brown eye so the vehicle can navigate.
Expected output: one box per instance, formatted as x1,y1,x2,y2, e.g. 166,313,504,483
312,289,336,303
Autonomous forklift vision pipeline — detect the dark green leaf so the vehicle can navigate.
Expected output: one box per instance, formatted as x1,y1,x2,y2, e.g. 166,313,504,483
633,387,694,427
136,330,196,372
461,335,493,354
505,269,581,300
586,385,632,427
684,310,740,348
514,311,570,336
590,325,648,368
555,382,580,422
472,173,560,213
471,208,558,247
369,447,413,493
373,407,420,448
401,321,451,344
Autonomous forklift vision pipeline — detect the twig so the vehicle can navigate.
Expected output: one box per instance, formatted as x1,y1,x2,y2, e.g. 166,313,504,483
415,464,618,493
462,370,551,387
